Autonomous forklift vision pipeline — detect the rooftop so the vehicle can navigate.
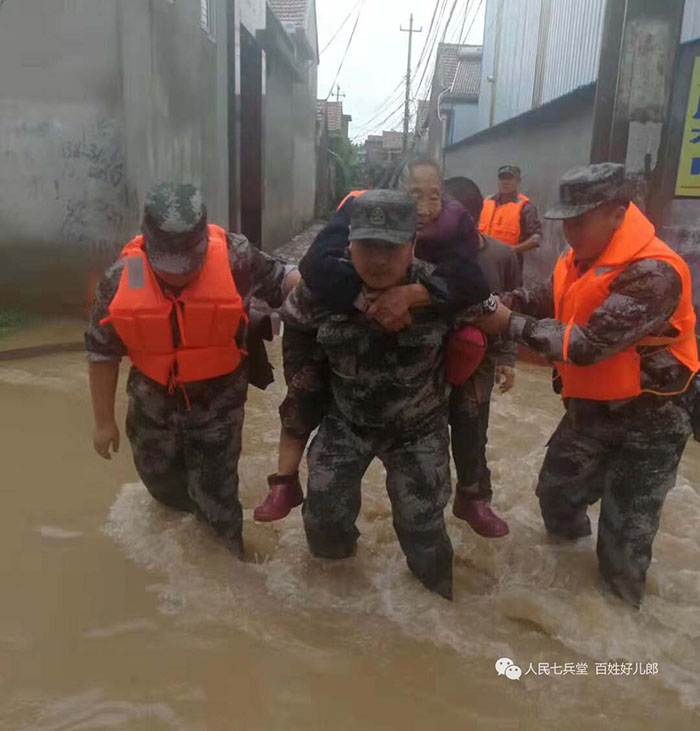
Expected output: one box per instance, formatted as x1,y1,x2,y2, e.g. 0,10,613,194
267,0,309,28
435,43,482,99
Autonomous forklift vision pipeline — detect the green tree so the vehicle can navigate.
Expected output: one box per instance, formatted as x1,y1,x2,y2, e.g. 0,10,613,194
329,136,364,205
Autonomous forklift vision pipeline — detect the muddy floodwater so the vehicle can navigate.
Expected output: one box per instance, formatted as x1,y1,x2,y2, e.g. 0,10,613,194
1,319,699,730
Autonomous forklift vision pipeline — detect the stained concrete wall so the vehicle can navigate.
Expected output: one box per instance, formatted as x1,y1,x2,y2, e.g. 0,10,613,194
118,0,230,235
262,32,317,250
444,85,596,283
0,0,128,311
0,0,230,312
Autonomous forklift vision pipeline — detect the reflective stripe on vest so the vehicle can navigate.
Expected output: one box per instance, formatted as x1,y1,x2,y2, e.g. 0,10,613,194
478,195,529,246
553,203,699,401
337,190,368,211
102,225,245,387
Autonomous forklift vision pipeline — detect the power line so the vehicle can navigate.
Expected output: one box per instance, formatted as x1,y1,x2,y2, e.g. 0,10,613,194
440,0,461,44
351,98,406,143
352,0,476,142
460,0,484,46
455,0,472,45
411,0,447,84
414,0,457,97
411,0,450,89
325,0,367,100
350,80,406,133
414,0,470,107
320,0,363,56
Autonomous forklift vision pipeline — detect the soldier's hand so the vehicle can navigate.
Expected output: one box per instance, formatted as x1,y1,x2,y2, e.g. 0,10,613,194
366,286,413,331
495,365,516,394
477,302,512,335
94,420,120,460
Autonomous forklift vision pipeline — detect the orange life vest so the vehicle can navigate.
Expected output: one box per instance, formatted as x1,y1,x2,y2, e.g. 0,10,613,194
553,203,699,401
479,194,529,246
337,190,368,210
101,225,246,388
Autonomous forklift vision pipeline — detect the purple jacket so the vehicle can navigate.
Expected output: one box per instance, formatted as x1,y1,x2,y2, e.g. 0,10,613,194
416,196,479,264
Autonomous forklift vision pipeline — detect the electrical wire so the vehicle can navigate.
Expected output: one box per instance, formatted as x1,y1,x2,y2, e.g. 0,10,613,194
412,0,457,105
440,0,461,44
351,84,406,133
410,0,448,84
325,0,367,100
351,98,406,143
320,0,363,56
460,0,484,46
454,0,472,45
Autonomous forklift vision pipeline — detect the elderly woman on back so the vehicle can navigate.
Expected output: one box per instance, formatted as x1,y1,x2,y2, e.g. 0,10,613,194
253,159,509,538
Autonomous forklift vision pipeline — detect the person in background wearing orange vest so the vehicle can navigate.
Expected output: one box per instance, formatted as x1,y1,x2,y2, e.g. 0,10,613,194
479,163,700,607
86,183,300,558
336,189,367,210
479,165,542,272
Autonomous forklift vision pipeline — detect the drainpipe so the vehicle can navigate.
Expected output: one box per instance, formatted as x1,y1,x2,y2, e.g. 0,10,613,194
489,0,504,127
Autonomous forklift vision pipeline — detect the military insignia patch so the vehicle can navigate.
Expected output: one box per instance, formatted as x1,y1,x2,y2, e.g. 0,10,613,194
369,206,387,227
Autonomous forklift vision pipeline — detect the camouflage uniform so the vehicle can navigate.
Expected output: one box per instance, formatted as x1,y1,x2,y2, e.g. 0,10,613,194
86,183,293,553
502,164,699,606
282,191,456,599
451,235,522,500
283,279,454,598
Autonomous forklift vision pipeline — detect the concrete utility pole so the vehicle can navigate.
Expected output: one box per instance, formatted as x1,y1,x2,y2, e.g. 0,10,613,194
400,14,422,153
589,0,686,217
335,85,346,106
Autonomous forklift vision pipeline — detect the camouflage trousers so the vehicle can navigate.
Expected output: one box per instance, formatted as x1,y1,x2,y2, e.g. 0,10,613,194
125,370,246,555
537,395,693,607
449,356,497,501
304,411,454,599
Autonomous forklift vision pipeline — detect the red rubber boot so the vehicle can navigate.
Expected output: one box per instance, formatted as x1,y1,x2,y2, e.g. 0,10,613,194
253,474,304,523
453,492,510,538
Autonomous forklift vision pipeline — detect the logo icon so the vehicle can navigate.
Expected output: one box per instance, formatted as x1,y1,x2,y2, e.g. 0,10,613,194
495,657,522,681
369,206,387,227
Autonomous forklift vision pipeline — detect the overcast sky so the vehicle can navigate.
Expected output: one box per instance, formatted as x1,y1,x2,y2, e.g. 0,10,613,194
316,0,486,142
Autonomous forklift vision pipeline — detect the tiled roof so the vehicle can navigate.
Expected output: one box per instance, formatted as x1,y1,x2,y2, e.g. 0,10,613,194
451,48,482,98
267,0,309,28
435,43,461,90
435,43,482,98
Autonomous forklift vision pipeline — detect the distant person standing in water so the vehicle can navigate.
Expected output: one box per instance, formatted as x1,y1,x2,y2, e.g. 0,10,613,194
479,165,542,272
444,176,522,537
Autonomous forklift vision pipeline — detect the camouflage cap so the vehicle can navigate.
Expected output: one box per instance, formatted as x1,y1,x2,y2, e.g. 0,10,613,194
545,163,631,220
348,190,417,246
498,165,521,178
142,183,209,275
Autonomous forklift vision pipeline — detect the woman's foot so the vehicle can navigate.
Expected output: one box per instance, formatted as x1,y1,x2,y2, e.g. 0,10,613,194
453,492,509,538
253,473,304,523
